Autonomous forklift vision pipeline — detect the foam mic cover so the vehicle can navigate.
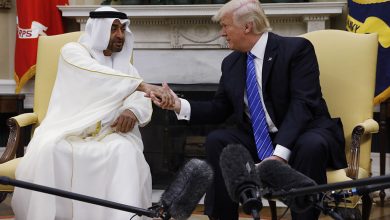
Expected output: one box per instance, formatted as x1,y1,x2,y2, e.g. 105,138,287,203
256,159,317,212
159,158,213,220
219,144,262,217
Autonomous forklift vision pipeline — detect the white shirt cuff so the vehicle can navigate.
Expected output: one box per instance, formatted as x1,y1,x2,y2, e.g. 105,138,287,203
273,144,291,162
175,98,191,121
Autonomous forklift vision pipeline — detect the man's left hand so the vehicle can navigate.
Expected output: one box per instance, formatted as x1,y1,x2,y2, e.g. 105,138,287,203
111,109,138,133
265,155,287,163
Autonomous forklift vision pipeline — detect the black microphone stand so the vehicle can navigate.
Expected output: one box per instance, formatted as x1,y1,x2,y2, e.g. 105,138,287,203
264,175,390,199
0,176,162,218
331,182,390,200
262,175,390,220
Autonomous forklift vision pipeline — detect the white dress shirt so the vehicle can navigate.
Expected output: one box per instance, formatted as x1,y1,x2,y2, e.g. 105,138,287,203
176,32,291,161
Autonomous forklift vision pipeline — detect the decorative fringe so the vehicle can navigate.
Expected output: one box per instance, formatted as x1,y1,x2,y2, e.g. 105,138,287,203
14,65,36,94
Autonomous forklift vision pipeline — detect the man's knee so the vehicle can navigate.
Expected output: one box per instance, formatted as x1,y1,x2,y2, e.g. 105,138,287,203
204,129,231,156
291,132,329,184
294,132,328,157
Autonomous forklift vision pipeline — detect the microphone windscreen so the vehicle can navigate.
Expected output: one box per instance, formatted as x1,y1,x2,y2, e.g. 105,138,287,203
160,158,213,220
219,144,261,202
256,159,316,190
256,159,317,212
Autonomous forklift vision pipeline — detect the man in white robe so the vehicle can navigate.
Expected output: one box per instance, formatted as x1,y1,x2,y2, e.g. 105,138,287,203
11,6,171,220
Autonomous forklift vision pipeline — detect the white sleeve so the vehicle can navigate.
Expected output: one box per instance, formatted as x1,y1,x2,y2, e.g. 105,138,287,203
273,144,291,162
119,65,152,127
121,91,153,127
175,98,191,121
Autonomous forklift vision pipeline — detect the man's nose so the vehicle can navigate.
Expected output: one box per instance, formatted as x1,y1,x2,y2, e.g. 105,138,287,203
220,29,226,37
116,29,125,38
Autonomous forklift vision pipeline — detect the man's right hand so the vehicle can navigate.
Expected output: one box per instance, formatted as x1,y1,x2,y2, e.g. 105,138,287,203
150,83,181,113
137,82,176,109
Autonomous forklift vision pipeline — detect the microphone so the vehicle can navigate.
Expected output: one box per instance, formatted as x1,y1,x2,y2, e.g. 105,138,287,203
219,144,262,220
256,159,317,213
157,158,214,220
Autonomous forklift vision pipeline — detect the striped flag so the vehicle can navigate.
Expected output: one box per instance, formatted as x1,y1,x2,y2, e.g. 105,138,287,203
346,0,390,104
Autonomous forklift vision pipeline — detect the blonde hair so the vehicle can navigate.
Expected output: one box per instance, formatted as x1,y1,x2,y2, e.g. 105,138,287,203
212,0,271,34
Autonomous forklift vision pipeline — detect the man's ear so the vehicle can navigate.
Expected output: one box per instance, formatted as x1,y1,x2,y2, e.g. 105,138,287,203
244,22,253,34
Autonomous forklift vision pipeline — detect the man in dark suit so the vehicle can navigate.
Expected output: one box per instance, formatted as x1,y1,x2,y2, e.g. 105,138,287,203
152,0,347,219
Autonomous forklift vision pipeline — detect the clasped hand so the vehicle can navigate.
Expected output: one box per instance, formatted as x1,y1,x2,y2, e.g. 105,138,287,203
150,83,180,112
141,82,176,109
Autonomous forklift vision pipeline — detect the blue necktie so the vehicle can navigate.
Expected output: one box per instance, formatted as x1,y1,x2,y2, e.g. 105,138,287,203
246,52,273,160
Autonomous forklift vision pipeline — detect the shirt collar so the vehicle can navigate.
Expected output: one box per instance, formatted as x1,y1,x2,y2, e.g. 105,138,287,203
250,32,268,60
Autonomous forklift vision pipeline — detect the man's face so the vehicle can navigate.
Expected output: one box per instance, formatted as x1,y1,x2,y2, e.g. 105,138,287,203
106,19,126,53
220,13,246,51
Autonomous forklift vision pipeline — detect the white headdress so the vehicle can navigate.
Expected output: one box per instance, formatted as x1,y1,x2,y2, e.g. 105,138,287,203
79,6,134,74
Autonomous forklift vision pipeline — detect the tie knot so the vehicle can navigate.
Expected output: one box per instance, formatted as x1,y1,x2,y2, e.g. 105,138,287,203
247,52,256,61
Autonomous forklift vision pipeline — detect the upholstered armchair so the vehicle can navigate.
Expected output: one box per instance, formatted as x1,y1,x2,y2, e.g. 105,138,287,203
269,30,379,220
0,31,83,201
302,30,378,181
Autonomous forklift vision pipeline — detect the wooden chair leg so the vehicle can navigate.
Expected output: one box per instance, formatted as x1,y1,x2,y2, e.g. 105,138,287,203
0,192,8,203
268,200,277,220
379,101,388,207
361,193,372,220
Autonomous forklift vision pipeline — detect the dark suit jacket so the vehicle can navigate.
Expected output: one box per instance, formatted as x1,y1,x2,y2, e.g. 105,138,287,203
189,32,347,169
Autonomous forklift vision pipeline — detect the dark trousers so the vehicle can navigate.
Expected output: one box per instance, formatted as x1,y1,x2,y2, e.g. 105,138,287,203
203,127,337,220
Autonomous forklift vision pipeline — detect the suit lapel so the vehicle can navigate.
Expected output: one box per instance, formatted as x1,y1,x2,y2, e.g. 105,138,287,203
262,33,279,124
237,53,246,100
230,52,247,120
262,32,278,89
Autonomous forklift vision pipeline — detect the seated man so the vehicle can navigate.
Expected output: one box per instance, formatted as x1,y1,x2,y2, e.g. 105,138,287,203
152,0,347,219
11,6,173,220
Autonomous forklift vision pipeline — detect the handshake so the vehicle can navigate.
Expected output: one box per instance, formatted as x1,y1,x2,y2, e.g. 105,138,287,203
137,82,181,112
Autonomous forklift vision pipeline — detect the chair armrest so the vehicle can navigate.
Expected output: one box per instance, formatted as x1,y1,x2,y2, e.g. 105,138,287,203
0,113,38,164
12,113,38,127
346,118,378,179
357,118,379,134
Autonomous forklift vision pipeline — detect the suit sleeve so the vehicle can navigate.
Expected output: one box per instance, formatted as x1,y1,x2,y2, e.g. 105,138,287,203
274,39,323,149
189,58,234,124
